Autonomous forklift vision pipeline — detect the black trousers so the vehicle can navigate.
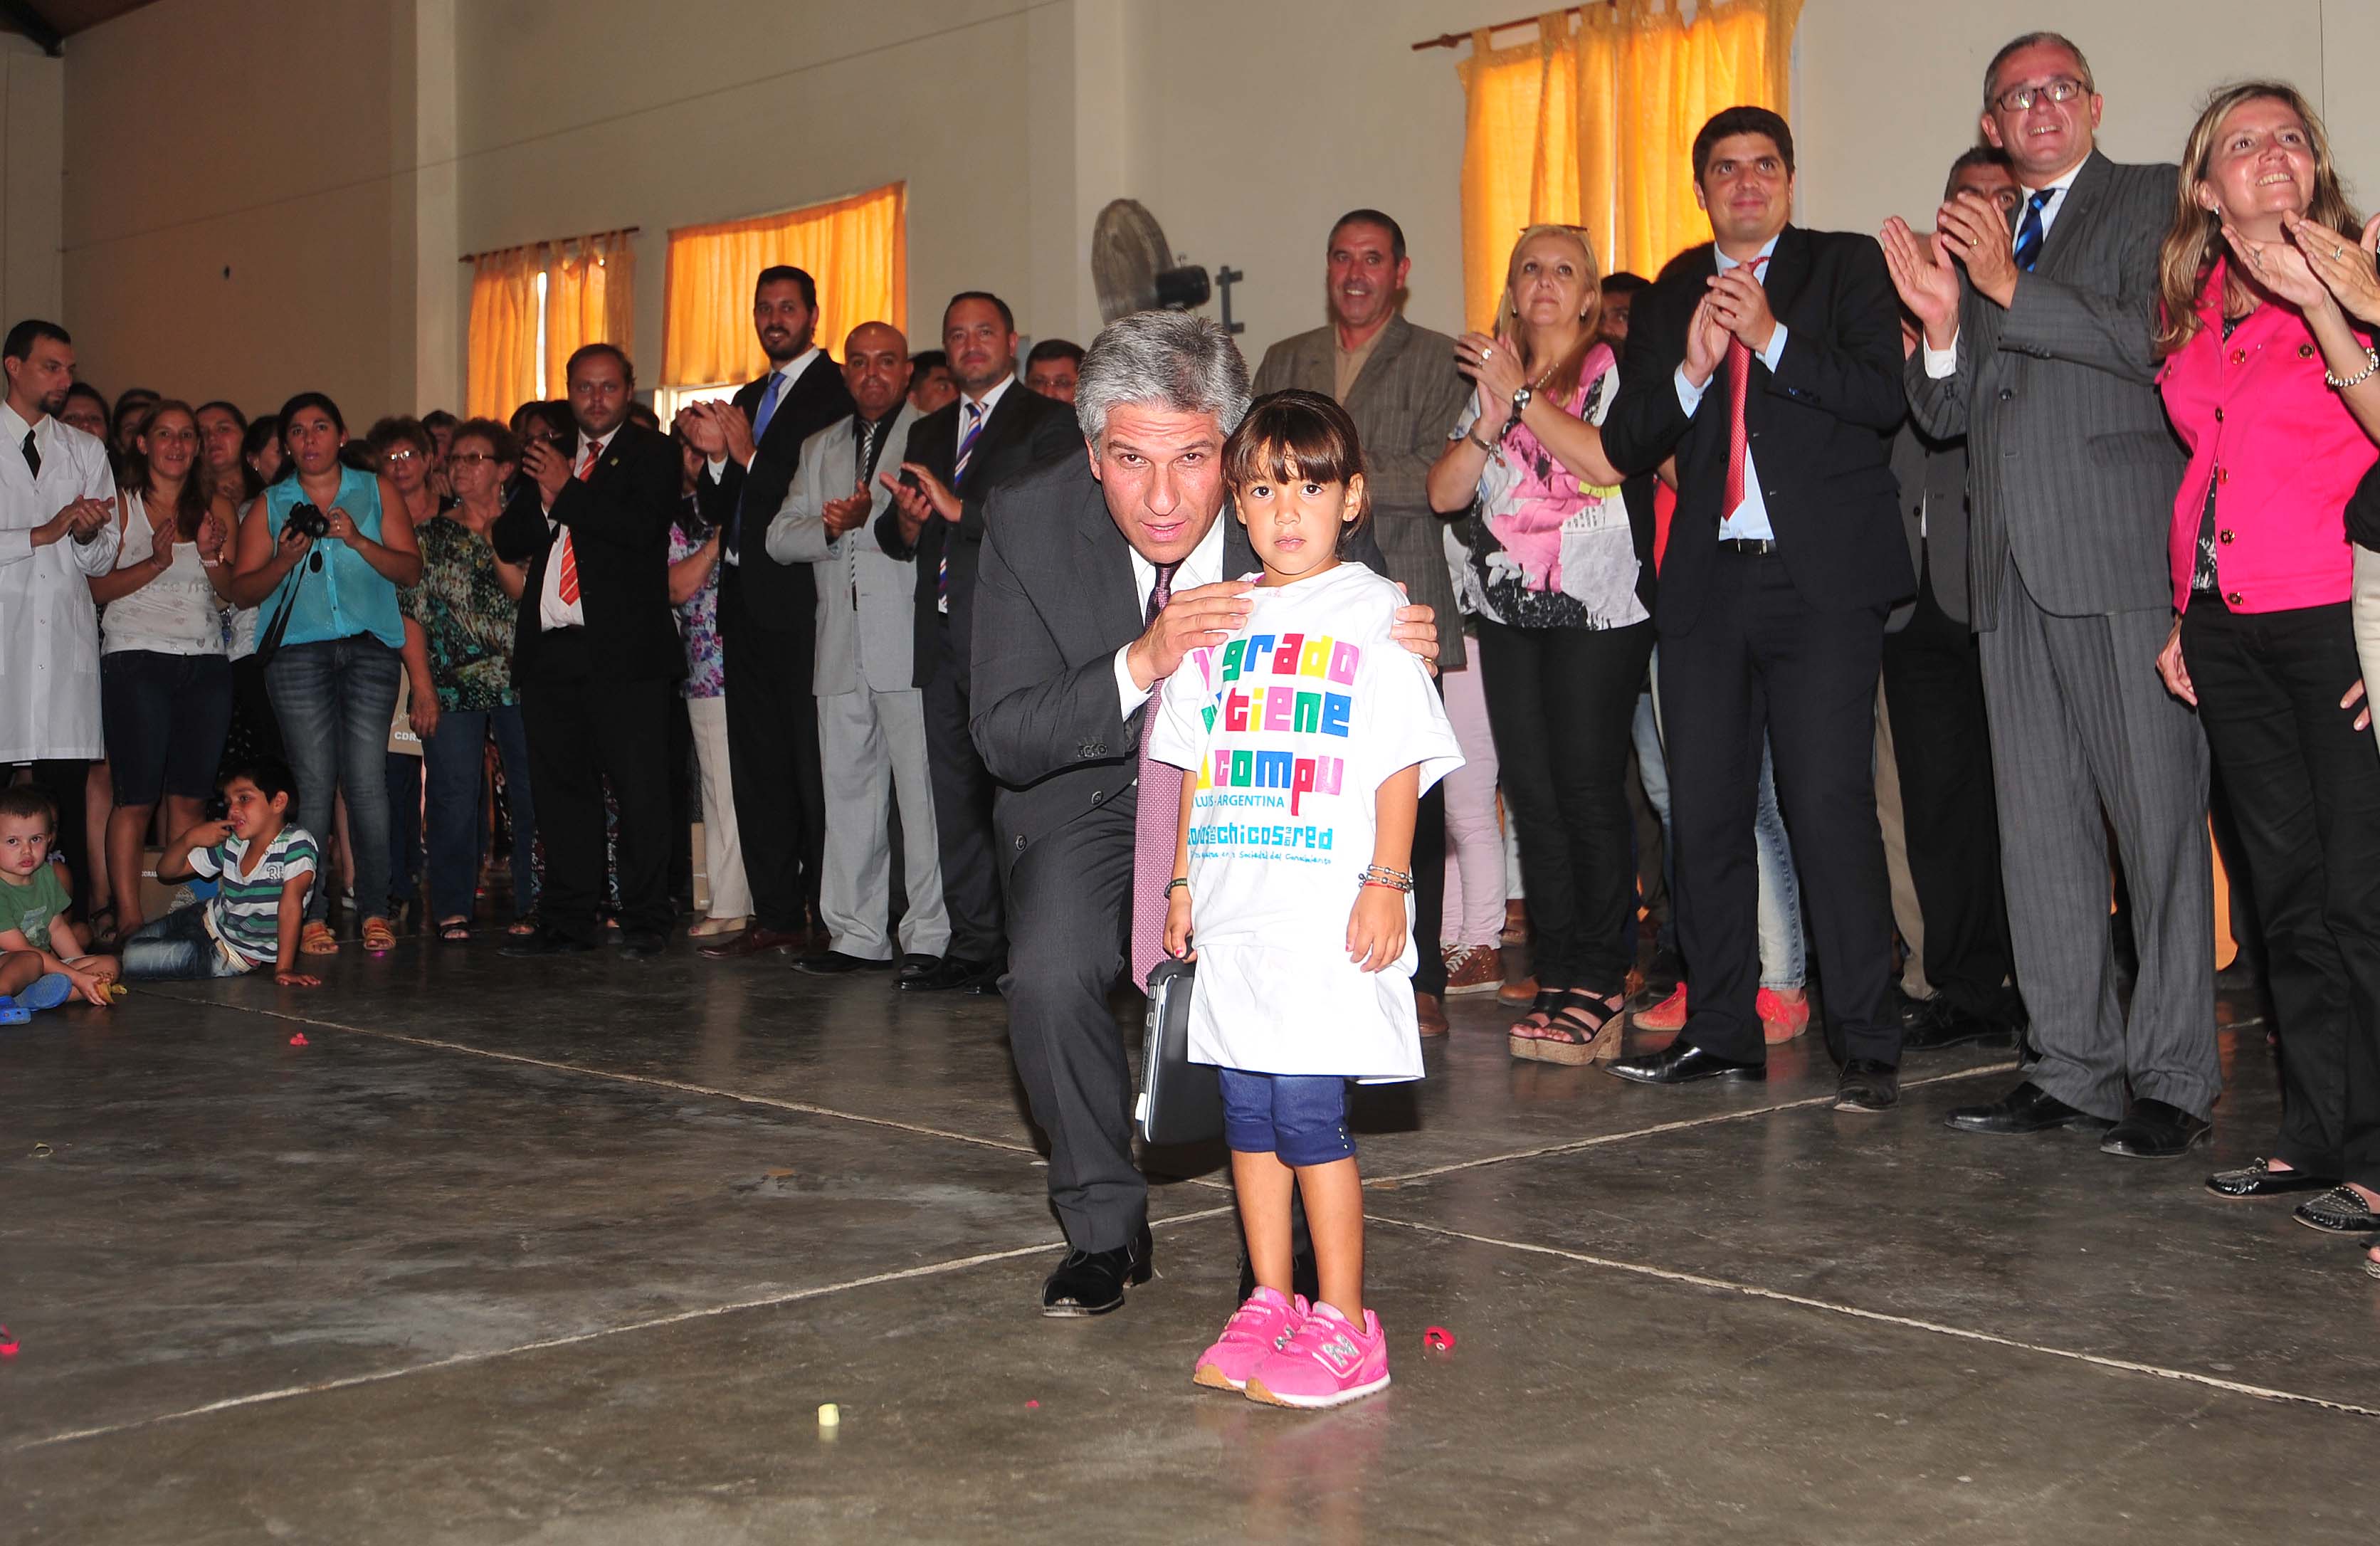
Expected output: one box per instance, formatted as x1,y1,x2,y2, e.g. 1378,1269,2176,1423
1662,551,1897,1064
2182,600,2380,1187
27,758,93,921
1412,776,1447,997
1002,792,1143,1251
1475,616,1653,993
721,589,824,935
518,636,675,942
923,621,1006,964
1880,555,2021,1021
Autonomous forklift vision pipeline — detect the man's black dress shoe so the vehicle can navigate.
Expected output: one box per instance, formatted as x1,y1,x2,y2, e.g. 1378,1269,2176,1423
1945,1080,2112,1136
2100,1097,2212,1159
896,953,940,983
1606,1041,1765,1085
1041,1224,1154,1317
2206,1159,2336,1199
616,930,668,960
902,955,996,993
1901,997,2018,1053
499,929,598,959
796,950,892,974
1835,1058,1900,1112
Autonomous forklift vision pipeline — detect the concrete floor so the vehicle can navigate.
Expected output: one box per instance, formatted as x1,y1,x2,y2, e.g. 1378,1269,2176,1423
5,940,2376,1545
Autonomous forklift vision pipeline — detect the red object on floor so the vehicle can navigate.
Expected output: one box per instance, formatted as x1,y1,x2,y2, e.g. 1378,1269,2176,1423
288,1033,309,1046
1025,1400,1040,1409
0,1326,18,1355
1423,1326,1455,1353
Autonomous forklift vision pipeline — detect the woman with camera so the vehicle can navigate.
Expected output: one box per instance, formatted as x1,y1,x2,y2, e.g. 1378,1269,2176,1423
88,400,239,938
231,392,421,955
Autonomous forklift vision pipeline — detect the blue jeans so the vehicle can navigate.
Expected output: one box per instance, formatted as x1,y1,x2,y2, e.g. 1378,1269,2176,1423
1218,1068,1355,1167
120,905,253,982
265,636,402,924
1644,648,1806,990
423,705,537,925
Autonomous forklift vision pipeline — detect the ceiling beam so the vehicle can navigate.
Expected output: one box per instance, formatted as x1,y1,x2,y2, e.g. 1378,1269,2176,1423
0,0,62,56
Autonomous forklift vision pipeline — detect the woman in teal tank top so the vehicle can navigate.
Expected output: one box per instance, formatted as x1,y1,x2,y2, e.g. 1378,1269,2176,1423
230,392,421,954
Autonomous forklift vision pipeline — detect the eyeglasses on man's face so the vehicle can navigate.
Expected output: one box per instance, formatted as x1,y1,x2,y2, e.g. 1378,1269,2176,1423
1994,77,2087,114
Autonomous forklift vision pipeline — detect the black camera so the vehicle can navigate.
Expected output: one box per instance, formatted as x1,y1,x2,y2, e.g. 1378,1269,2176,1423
203,792,230,821
898,468,923,493
286,503,330,540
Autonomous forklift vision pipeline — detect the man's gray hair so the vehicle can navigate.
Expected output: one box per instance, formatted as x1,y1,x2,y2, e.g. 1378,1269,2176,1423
1074,310,1252,450
1983,31,2094,110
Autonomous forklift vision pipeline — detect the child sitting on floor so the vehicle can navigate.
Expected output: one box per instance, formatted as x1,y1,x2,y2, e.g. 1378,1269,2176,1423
0,787,120,1021
1152,390,1463,1409
120,759,323,987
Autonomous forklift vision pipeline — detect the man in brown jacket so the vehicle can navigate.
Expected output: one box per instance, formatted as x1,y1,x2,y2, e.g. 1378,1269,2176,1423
1254,209,1473,1029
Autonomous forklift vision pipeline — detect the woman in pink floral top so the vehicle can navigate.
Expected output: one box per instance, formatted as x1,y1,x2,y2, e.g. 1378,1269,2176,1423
1428,225,1651,1063
667,431,749,934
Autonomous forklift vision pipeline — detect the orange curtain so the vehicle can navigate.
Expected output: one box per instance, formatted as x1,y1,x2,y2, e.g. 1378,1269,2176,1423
1457,0,1802,331
465,246,539,420
544,230,638,394
662,182,906,387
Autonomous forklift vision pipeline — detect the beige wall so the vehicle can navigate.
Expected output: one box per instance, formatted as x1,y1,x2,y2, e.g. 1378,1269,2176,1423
42,0,2380,424
1,38,63,330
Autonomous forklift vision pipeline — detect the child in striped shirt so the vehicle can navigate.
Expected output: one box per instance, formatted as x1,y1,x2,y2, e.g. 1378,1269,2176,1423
121,760,323,987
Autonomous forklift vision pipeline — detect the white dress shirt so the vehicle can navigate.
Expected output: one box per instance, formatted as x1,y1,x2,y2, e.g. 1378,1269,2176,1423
538,427,611,631
1113,512,1229,717
711,347,822,566
1922,159,2085,379
0,401,120,760
1673,233,1789,540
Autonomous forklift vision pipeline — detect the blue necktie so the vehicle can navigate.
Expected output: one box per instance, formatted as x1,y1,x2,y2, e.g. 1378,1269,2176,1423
727,371,789,563
939,401,986,613
2012,189,2053,273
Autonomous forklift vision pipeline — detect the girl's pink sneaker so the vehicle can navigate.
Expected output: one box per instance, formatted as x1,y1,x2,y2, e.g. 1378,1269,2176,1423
1191,1287,1307,1392
1244,1303,1390,1409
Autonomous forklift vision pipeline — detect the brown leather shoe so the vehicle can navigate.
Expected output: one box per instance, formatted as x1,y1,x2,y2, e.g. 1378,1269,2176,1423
1497,973,1540,1007
697,926,806,960
1416,991,1450,1037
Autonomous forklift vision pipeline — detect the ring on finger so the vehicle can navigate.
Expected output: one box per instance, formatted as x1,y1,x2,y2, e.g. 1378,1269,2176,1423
1481,346,1494,362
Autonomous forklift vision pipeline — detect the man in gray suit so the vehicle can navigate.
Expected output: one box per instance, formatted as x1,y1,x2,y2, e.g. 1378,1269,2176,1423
767,322,948,974
1882,31,2213,1157
1253,209,1472,1028
970,311,1436,1317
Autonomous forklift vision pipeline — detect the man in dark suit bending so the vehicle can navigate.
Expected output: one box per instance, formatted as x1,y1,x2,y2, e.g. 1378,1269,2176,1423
876,291,1078,994
680,265,856,960
495,344,685,960
1601,106,1914,1111
969,311,1438,1318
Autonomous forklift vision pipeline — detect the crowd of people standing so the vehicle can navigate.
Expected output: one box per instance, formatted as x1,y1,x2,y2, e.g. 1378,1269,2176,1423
6,28,2379,1408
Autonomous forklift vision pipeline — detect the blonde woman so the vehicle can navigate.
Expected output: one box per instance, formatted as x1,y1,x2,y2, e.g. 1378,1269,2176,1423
1428,224,1646,1064
2149,83,2380,1281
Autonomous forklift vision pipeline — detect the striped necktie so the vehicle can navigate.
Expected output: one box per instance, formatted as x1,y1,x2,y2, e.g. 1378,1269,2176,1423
1130,562,1182,987
556,439,597,606
2012,189,2053,273
938,399,988,612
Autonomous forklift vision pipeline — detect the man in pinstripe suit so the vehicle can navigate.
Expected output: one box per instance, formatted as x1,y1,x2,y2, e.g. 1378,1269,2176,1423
1882,32,2214,1157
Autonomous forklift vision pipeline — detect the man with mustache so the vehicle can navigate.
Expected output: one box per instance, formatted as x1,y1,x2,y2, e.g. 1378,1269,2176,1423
680,265,856,960
0,319,121,924
1253,210,1475,1025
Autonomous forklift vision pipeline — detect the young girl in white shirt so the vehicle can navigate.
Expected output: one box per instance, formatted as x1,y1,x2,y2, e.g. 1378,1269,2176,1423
1152,389,1461,1408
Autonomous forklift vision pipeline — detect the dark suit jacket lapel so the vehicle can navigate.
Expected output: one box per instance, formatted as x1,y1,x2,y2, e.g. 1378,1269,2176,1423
1760,226,1812,334
2034,149,2109,283
1074,470,1142,646
972,379,1039,468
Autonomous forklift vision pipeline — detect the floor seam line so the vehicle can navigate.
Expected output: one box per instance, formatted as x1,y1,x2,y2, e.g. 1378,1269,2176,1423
1367,1214,2380,1421
12,1204,1240,1453
1363,1061,2021,1187
133,989,1044,1160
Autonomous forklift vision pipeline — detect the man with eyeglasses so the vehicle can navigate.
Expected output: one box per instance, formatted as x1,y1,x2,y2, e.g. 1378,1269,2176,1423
1880,33,2212,1160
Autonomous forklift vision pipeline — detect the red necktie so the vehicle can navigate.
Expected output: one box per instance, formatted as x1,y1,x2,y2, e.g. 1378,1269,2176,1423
1130,563,1181,988
556,441,597,607
1723,256,1771,515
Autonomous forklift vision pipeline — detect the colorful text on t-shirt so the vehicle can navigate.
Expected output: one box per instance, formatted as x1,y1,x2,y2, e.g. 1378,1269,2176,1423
1188,631,1366,819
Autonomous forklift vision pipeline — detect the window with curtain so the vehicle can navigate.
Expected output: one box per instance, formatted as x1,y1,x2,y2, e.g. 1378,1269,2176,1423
1455,0,1801,332
660,182,906,396
465,230,638,419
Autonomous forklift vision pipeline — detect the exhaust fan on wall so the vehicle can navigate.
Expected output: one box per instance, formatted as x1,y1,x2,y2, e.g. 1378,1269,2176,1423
1091,198,1244,334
